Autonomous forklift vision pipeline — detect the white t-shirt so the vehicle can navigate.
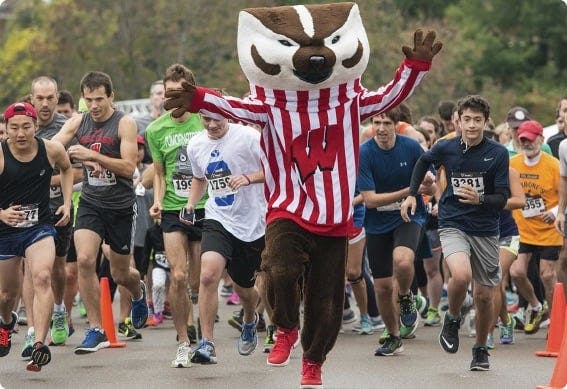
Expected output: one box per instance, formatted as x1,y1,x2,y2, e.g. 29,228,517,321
187,123,266,241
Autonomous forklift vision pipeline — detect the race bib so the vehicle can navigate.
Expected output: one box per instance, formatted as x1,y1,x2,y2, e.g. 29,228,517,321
376,200,403,212
451,172,485,195
172,173,191,197
15,204,39,228
521,195,545,218
154,252,170,269
49,186,62,199
87,169,116,186
209,173,237,197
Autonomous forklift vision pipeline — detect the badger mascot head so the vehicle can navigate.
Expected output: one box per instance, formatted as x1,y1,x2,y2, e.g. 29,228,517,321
237,3,369,91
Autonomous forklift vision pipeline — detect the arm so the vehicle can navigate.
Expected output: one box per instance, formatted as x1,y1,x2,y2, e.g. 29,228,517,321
185,176,208,212
67,116,137,179
141,164,154,189
164,84,269,128
50,167,83,186
47,140,73,227
359,30,442,121
504,167,525,210
149,162,165,218
52,114,82,147
361,188,409,209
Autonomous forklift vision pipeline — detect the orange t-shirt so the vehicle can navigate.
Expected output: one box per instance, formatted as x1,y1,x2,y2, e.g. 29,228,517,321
510,153,562,246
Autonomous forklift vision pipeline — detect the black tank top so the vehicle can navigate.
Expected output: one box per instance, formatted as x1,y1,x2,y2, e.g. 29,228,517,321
75,110,135,209
0,137,53,234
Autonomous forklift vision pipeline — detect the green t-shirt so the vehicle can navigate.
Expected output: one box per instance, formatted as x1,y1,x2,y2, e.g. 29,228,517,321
146,113,207,211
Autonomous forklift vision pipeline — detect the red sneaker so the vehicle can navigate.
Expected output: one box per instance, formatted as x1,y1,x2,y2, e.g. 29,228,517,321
267,326,299,366
300,358,323,388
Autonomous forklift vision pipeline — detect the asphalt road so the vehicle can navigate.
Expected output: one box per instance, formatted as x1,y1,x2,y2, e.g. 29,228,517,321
0,294,559,389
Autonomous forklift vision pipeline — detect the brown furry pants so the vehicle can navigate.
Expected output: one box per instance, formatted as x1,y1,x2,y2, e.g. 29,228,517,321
261,218,347,363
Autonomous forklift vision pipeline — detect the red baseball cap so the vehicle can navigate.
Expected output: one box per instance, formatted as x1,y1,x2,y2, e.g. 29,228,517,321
136,134,145,146
3,102,37,123
517,120,543,141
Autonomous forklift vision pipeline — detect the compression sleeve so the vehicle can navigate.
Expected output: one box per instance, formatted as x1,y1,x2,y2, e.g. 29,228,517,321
408,156,430,196
481,187,508,210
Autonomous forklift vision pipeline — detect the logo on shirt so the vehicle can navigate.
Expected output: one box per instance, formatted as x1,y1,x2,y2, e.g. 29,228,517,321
483,157,493,162
290,125,339,183
39,169,45,176
400,162,408,167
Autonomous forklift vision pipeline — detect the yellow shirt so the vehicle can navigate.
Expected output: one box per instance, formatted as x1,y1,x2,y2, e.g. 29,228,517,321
510,153,562,246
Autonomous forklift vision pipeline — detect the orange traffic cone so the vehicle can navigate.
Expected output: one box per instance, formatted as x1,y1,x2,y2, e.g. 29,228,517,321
100,277,126,348
537,308,567,389
536,283,566,357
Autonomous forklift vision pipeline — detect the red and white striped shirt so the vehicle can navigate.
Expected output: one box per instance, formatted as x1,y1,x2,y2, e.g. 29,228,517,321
189,58,431,236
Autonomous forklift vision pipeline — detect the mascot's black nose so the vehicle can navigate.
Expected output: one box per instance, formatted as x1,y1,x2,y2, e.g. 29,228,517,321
309,56,325,66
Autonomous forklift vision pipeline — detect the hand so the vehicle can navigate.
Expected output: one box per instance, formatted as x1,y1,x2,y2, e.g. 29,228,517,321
0,205,26,227
540,211,556,224
554,213,565,235
164,81,196,118
83,161,104,177
422,171,435,186
402,29,443,62
228,174,250,190
149,202,162,219
455,184,481,205
68,145,95,163
400,196,417,222
431,203,439,217
54,205,71,227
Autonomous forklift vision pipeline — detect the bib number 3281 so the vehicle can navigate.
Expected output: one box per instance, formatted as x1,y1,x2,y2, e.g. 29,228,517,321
451,172,485,194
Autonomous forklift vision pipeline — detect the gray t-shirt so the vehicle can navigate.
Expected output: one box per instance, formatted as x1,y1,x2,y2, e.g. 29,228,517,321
559,138,567,178
75,110,135,209
134,164,154,247
36,113,68,210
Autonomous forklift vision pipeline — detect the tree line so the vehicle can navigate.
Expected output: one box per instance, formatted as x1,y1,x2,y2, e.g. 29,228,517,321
0,0,565,125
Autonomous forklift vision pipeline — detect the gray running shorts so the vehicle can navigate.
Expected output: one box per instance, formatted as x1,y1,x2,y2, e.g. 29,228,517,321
439,227,501,286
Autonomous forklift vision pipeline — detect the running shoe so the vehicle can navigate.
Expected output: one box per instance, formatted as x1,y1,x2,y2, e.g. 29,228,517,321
499,314,515,344
415,294,429,319
513,307,525,331
171,341,192,368
257,313,266,332
21,327,35,360
357,314,373,335
130,281,149,329
50,310,69,345
118,318,142,340
400,322,417,339
191,338,217,364
0,312,17,357
374,334,403,356
153,312,164,326
300,358,323,388
238,314,258,356
220,284,233,297
486,333,495,350
188,325,198,344
17,306,27,326
267,326,299,366
227,291,240,305
524,306,547,334
77,297,87,317
469,346,490,371
398,293,418,328
74,328,110,354
228,309,244,332
26,342,51,372
378,328,388,345
342,308,357,325
424,307,441,326
264,324,276,353
439,313,460,353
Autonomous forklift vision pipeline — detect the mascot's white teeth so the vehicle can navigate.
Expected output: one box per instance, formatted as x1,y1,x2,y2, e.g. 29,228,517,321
293,5,315,38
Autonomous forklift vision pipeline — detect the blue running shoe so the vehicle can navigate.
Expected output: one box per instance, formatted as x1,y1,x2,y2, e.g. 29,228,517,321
74,328,110,354
238,313,258,356
191,339,217,364
399,293,418,328
130,281,148,329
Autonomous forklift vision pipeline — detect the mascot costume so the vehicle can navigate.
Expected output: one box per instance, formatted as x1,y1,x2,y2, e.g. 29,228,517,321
165,3,441,387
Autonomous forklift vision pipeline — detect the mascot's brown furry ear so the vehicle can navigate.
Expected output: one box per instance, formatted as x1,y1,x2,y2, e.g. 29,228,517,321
237,2,369,91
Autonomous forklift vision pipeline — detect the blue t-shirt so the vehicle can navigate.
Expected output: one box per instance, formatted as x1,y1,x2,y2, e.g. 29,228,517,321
358,135,427,234
421,136,510,236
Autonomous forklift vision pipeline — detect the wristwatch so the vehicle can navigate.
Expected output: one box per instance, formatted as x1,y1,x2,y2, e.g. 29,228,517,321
478,194,485,205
